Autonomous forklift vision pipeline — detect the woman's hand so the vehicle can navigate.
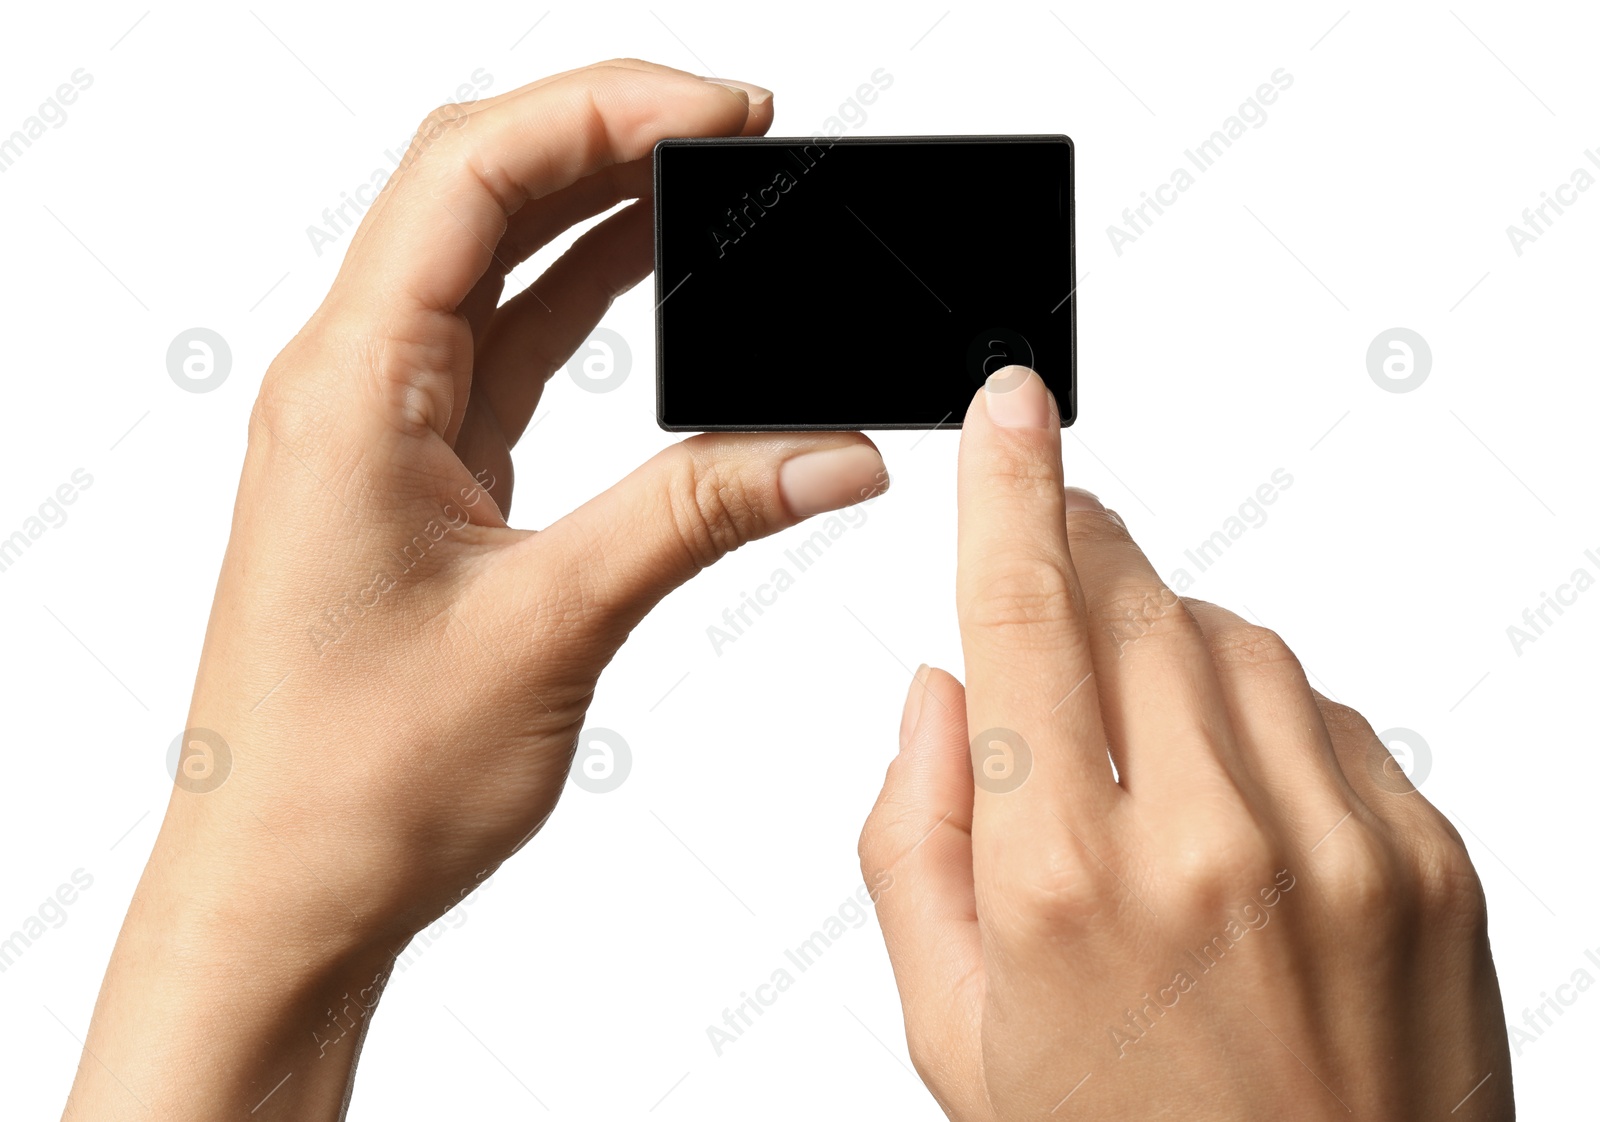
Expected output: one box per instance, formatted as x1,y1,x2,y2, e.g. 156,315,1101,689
859,367,1513,1120
64,60,886,1121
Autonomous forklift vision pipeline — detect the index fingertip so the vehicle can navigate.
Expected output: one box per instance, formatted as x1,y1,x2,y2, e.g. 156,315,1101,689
700,77,773,108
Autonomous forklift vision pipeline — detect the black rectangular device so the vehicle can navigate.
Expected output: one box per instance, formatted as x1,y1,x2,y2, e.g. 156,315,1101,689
653,135,1075,431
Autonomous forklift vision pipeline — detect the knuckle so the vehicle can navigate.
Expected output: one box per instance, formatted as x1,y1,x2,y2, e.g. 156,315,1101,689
1206,623,1301,672
855,824,886,882
857,764,946,879
1063,508,1130,543
250,362,330,452
984,449,1062,501
904,1028,936,1081
1318,699,1376,742
961,556,1078,639
663,445,765,571
1313,820,1397,922
1412,830,1488,927
856,796,897,878
1099,585,1187,652
987,844,1107,935
316,317,465,441
249,372,297,444
415,102,474,146
398,102,495,194
1163,820,1280,921
904,1022,955,1092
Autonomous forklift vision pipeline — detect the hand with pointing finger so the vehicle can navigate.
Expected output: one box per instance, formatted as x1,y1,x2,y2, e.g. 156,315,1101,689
859,366,1514,1121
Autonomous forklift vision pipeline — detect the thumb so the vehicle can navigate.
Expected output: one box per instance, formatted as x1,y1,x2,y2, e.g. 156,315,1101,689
859,665,984,1103
520,431,887,644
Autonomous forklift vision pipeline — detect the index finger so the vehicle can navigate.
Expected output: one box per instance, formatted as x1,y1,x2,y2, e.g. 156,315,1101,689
956,367,1119,836
336,61,762,315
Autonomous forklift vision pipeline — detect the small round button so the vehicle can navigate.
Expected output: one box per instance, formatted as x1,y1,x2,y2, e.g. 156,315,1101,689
967,328,1035,389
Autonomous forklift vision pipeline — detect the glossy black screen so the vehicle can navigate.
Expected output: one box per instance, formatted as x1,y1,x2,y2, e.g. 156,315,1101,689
653,136,1075,430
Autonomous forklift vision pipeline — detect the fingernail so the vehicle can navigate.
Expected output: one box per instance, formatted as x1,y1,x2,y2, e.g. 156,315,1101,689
1063,486,1103,513
984,366,1050,429
900,664,931,752
704,78,772,106
778,444,887,520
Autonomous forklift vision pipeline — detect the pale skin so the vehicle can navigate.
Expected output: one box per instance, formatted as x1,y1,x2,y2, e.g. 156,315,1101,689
860,376,1515,1118
62,60,1513,1120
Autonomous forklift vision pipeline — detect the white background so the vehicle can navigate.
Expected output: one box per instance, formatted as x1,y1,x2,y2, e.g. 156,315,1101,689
2,2,1596,1117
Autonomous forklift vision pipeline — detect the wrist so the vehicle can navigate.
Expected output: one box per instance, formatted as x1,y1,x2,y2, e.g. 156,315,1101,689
63,837,401,1122
142,754,434,955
